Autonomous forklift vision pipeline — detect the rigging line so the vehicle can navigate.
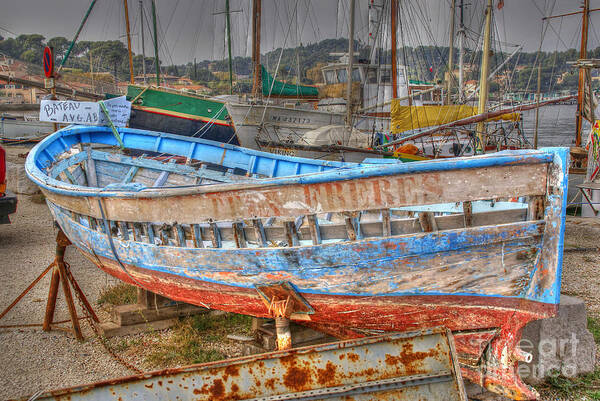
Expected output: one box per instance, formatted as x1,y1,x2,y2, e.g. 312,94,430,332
523,4,555,97
335,0,340,38
260,0,299,126
543,17,575,50
188,1,205,65
407,0,447,72
305,0,321,46
590,19,600,48
172,0,194,58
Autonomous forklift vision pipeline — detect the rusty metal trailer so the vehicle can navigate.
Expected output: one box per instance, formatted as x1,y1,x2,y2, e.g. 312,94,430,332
25,329,467,401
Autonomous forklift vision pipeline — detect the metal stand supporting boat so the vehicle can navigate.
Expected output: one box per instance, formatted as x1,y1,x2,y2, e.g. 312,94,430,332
0,230,99,339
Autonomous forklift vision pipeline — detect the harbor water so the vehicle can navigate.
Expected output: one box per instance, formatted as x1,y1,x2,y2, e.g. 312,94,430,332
521,104,589,148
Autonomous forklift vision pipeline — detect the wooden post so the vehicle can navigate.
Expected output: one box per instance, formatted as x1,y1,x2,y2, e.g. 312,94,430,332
42,230,84,340
345,0,356,132
42,267,61,331
475,0,493,153
576,0,590,147
391,0,398,99
251,0,262,98
57,252,83,341
123,0,135,84
447,0,456,104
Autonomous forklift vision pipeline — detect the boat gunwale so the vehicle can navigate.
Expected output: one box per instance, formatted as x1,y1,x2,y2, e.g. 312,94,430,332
26,125,559,199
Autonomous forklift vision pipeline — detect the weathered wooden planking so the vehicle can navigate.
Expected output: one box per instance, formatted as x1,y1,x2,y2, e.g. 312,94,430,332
67,164,88,186
525,152,568,305
52,203,543,297
62,207,526,245
90,149,253,184
42,162,547,224
94,160,131,188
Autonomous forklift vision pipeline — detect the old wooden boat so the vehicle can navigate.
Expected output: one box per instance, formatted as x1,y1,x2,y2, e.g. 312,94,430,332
25,125,568,400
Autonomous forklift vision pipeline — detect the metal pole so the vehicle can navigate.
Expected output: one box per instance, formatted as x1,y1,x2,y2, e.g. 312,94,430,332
576,0,590,147
534,60,541,149
275,317,292,350
345,0,356,133
458,0,465,102
226,0,233,95
58,0,98,73
534,23,544,150
447,0,456,104
124,0,135,84
391,0,398,99
475,0,493,153
140,0,146,84
151,0,160,87
252,0,262,98
90,50,94,92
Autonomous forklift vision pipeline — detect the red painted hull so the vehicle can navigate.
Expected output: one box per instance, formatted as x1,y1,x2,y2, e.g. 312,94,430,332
82,250,554,399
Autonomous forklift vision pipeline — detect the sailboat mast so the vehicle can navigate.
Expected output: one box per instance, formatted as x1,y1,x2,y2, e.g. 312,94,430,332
346,0,356,129
151,0,160,87
252,0,262,98
140,0,146,84
475,0,493,153
458,0,465,102
391,0,398,99
124,0,135,84
575,0,590,147
447,0,456,104
226,0,233,95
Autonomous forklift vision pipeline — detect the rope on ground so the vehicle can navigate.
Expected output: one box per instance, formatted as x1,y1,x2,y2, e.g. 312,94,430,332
64,261,143,375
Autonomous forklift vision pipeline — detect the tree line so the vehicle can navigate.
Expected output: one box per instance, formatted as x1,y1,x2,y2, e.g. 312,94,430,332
0,34,589,93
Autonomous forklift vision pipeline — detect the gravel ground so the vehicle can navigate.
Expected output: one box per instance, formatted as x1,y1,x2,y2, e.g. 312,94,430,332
1,145,599,400
1,146,131,399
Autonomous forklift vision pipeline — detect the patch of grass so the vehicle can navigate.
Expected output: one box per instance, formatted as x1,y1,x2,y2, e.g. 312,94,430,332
190,312,253,336
589,316,600,344
30,193,46,204
144,312,252,367
97,283,137,306
542,368,600,397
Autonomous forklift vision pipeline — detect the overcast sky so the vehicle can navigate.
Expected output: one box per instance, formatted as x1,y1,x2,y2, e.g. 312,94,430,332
0,0,598,64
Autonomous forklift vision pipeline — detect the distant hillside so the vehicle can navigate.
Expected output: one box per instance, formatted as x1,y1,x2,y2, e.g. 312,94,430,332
0,33,591,94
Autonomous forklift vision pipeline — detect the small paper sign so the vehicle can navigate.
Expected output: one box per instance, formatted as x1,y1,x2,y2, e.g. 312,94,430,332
39,96,131,127
99,96,131,127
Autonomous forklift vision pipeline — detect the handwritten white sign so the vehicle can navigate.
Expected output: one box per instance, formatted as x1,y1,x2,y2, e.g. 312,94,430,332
99,96,132,127
39,96,131,127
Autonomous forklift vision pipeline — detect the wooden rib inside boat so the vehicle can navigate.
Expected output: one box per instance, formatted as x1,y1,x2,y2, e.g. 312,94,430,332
25,125,569,400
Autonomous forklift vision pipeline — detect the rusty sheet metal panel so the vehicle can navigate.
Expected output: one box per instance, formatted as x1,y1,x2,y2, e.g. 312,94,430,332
28,328,466,401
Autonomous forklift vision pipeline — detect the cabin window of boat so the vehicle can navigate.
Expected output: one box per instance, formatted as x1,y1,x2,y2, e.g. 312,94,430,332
324,70,336,84
337,68,348,83
366,68,377,83
380,69,391,83
351,68,361,82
